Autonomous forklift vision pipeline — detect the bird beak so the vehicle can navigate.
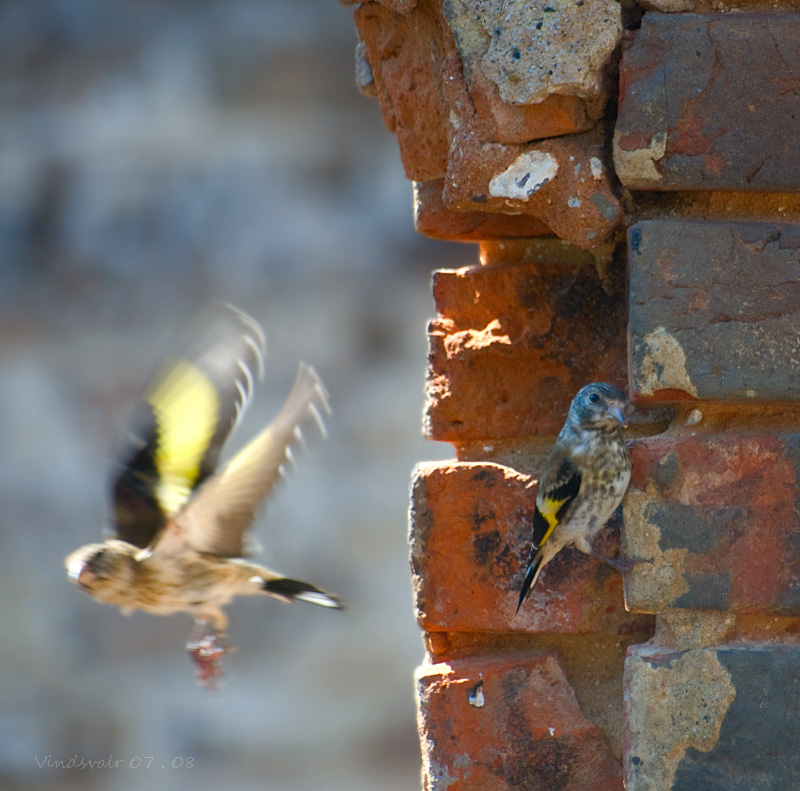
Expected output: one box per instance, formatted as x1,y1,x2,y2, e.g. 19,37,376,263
67,558,87,585
607,403,627,427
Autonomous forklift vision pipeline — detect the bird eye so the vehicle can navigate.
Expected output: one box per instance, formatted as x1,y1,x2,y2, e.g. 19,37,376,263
588,392,600,404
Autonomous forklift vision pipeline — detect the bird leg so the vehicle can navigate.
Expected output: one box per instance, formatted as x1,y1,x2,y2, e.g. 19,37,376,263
584,547,653,573
186,618,228,689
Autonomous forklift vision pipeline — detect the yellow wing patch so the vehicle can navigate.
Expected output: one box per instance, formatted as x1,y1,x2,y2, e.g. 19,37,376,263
146,357,219,516
537,495,569,546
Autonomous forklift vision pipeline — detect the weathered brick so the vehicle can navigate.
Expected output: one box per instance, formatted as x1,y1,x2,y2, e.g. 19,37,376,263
375,0,418,12
444,0,622,106
444,129,623,249
468,77,599,146
426,257,627,441
614,13,800,191
411,461,655,634
628,219,800,402
355,0,623,249
638,0,694,10
624,643,800,790
442,0,603,144
342,0,417,9
354,0,451,180
417,652,624,791
413,179,553,241
622,434,800,614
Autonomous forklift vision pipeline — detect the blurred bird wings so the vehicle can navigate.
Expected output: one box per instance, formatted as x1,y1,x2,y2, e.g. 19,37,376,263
110,303,266,549
164,363,330,558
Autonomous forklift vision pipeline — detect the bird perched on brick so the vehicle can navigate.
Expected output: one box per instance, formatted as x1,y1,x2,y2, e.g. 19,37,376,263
65,303,341,687
516,383,633,612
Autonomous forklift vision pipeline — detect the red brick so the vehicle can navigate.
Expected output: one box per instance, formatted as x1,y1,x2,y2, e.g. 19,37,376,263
614,13,800,191
354,0,450,181
468,76,599,145
413,179,553,241
342,0,418,10
417,652,623,791
354,0,622,249
628,219,800,402
411,461,655,635
426,258,627,441
622,434,800,614
444,129,622,249
375,0,418,12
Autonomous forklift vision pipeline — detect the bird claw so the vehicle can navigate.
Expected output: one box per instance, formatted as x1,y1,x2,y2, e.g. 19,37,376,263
187,631,229,689
607,555,654,573
589,550,654,573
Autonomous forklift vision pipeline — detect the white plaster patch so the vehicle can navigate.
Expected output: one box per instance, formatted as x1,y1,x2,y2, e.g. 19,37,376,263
590,156,604,179
489,151,559,200
639,0,695,11
625,648,736,790
473,0,623,104
635,326,698,397
622,488,691,610
613,129,667,185
685,409,703,427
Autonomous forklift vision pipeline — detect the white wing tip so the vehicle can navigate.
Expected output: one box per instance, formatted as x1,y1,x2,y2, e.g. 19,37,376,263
296,591,342,609
243,334,266,379
308,403,328,439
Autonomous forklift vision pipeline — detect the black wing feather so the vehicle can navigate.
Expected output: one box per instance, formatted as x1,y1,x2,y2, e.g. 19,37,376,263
528,508,551,553
111,402,167,548
517,453,583,610
528,456,582,549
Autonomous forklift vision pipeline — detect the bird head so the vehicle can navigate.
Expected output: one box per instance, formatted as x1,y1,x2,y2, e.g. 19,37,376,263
65,541,137,603
570,383,630,431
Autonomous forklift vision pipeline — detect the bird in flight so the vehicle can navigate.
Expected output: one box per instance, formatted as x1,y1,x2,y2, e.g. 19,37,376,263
66,303,341,687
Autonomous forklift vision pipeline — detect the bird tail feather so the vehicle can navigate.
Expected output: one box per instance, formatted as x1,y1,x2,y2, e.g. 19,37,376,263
516,551,544,613
262,577,343,609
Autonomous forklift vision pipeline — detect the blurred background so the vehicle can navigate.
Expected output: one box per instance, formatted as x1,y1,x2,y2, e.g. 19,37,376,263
0,1,467,789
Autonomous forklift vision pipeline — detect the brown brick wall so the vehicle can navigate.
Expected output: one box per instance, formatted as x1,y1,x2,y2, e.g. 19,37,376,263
349,0,800,788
